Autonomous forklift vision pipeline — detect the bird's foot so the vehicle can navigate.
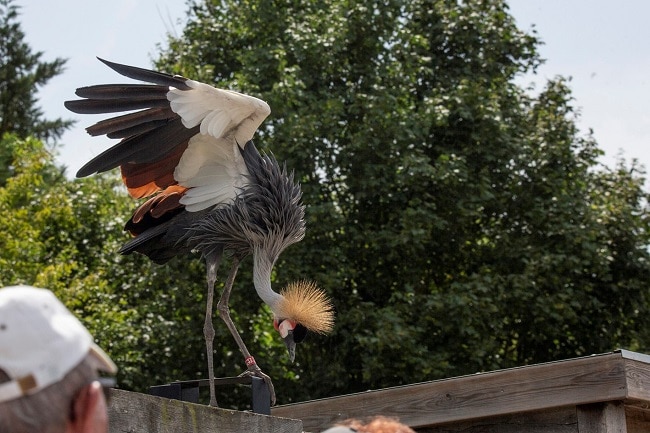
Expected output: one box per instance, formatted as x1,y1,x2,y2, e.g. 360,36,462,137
239,356,276,406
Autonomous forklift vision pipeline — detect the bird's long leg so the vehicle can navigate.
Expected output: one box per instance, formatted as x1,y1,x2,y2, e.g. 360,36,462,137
217,256,276,406
204,253,220,407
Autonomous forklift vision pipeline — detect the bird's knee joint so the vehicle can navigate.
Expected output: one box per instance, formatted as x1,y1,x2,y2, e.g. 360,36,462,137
203,322,215,340
216,302,230,318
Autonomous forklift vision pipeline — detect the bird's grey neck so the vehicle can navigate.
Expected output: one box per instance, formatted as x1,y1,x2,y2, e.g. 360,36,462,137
253,253,282,310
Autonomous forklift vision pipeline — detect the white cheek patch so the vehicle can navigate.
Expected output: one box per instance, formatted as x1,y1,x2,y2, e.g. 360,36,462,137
278,320,295,338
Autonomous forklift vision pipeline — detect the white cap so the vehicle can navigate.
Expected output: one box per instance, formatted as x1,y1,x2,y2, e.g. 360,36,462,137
0,285,117,403
321,428,357,433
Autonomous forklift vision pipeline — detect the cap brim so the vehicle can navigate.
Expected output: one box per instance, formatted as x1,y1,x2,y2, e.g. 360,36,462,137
89,343,117,375
321,427,357,433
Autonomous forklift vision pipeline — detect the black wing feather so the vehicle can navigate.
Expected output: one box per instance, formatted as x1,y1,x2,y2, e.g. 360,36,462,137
85,107,175,137
106,119,172,139
76,119,199,177
64,98,170,114
74,84,170,100
68,60,200,177
97,57,192,90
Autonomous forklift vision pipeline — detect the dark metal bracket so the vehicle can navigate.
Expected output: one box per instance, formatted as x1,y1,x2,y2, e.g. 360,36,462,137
149,376,271,415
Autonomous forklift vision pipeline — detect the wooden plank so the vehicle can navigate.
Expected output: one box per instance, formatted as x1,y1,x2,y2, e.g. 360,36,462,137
108,389,302,433
417,406,578,433
623,358,650,402
272,353,631,432
576,402,627,433
625,405,650,433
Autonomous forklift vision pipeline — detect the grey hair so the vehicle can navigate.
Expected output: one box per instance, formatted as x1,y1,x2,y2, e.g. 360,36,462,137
0,354,99,433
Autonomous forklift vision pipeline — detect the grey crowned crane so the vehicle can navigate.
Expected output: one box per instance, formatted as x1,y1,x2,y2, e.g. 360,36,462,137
65,58,334,407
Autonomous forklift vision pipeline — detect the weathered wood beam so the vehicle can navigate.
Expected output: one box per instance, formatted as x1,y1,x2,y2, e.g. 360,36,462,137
273,351,649,431
108,389,302,433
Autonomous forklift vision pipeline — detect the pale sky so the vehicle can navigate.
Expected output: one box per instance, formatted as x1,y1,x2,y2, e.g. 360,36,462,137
17,1,650,178
508,1,650,174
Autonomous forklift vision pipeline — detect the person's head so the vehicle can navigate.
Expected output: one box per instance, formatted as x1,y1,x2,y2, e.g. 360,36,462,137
0,285,117,433
322,416,416,433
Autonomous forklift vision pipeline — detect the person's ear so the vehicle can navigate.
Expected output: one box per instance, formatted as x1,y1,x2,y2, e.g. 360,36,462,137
67,381,108,433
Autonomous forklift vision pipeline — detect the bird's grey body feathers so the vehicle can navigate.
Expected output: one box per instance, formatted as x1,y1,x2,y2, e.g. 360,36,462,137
184,142,305,262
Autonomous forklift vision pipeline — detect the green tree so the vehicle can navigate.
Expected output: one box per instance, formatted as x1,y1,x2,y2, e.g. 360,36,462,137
154,0,650,403
0,0,72,144
0,134,226,402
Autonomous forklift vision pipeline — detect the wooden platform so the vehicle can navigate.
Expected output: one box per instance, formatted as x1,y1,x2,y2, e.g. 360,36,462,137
271,349,650,432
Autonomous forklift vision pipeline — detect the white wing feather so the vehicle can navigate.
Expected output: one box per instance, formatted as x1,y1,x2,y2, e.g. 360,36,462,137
168,80,271,212
175,135,248,212
167,80,270,144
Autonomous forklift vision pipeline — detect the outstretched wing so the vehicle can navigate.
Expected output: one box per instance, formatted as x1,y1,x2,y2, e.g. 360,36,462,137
65,58,271,214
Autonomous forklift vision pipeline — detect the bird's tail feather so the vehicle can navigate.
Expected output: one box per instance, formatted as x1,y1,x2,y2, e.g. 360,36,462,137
120,208,212,264
119,220,184,264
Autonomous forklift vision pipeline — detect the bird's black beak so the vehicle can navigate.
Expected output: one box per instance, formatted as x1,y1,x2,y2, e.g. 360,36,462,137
283,331,296,363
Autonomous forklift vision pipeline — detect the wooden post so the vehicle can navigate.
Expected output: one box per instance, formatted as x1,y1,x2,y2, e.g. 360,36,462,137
577,402,627,433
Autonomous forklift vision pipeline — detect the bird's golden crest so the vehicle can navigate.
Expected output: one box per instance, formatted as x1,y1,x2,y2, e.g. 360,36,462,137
277,281,334,334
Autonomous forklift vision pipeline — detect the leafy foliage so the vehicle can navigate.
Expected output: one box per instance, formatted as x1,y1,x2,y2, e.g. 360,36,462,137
0,135,217,400
155,0,650,403
0,0,72,146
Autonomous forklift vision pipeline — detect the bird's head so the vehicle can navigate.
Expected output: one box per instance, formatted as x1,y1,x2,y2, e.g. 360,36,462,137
272,281,334,362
